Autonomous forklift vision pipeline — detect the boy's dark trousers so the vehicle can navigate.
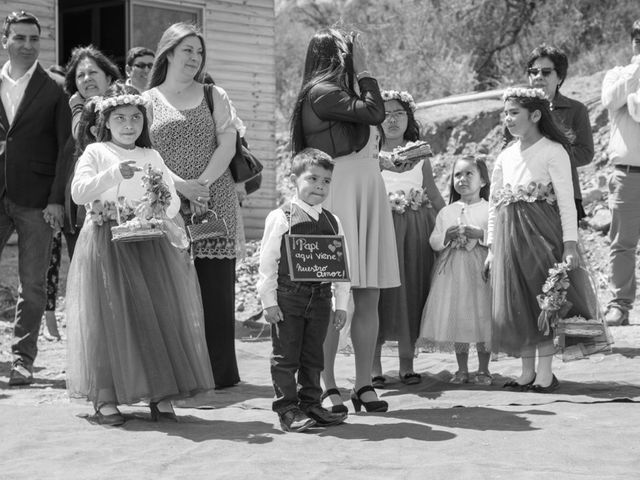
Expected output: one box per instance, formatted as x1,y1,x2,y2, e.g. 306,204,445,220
271,277,332,414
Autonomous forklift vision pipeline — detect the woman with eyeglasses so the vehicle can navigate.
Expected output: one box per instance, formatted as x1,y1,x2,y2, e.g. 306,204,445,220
504,44,594,221
372,90,445,388
291,28,404,413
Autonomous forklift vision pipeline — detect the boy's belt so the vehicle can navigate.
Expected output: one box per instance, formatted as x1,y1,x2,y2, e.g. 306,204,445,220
615,164,640,173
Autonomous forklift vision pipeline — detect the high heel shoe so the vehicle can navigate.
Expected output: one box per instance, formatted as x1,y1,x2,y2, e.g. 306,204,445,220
350,385,388,413
149,402,178,422
321,388,348,414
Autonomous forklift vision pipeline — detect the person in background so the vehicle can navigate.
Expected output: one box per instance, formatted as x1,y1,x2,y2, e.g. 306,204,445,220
0,11,71,385
600,20,640,327
125,46,155,93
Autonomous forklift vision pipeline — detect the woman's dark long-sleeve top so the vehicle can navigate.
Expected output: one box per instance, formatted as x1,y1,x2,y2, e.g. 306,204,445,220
302,77,386,158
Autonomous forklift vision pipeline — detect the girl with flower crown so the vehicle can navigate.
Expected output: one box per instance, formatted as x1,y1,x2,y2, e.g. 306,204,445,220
484,87,607,393
372,89,445,388
66,83,214,426
419,156,493,385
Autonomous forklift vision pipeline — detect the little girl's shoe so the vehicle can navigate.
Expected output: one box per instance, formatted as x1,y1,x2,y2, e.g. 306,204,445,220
450,371,469,384
96,403,125,426
321,388,348,414
350,385,388,413
473,371,493,386
150,401,178,422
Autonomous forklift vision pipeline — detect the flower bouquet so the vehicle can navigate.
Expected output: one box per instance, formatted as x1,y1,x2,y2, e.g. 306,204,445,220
537,261,573,336
111,164,171,243
390,140,432,167
537,261,605,341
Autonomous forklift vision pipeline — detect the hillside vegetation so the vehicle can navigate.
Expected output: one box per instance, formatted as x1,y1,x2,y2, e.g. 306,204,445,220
276,0,638,125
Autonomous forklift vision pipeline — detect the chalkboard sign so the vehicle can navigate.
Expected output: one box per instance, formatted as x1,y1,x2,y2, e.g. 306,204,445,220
284,234,350,282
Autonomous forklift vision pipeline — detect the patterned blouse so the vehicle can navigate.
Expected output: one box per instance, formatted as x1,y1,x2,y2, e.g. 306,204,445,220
146,87,245,259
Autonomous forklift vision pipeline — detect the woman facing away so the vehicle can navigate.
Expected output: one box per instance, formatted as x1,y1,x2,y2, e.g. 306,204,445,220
291,28,402,413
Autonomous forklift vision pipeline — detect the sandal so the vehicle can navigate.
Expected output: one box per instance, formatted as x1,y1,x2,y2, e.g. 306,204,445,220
450,371,469,384
473,371,493,386
400,372,421,385
371,376,386,389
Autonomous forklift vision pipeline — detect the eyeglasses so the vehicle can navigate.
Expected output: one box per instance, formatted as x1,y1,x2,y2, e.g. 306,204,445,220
527,67,555,77
132,62,154,70
384,110,407,120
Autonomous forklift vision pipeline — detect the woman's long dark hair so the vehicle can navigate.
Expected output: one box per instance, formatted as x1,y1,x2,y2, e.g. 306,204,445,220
504,93,574,154
148,23,206,89
290,28,352,154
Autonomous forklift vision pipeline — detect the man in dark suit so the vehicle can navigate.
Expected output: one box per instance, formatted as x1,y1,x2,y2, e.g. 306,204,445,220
0,11,71,385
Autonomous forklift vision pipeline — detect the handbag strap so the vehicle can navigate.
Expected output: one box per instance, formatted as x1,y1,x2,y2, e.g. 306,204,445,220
203,83,214,116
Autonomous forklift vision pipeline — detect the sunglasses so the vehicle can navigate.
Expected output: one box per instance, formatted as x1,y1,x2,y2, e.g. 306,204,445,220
384,110,407,120
527,67,555,77
133,62,154,70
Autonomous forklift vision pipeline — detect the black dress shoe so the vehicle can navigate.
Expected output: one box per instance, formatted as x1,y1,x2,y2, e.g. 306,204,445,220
96,410,125,426
503,378,535,391
304,405,347,426
278,407,315,432
528,375,560,394
150,402,178,422
9,364,33,386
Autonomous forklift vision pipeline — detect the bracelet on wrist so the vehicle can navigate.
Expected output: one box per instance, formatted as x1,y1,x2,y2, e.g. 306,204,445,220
356,70,372,80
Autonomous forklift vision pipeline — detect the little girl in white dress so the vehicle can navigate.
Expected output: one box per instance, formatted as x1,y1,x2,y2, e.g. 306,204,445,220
419,156,493,385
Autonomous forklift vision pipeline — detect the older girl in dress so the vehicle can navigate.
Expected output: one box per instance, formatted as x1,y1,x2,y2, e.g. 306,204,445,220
373,89,444,387
485,87,608,393
66,84,214,426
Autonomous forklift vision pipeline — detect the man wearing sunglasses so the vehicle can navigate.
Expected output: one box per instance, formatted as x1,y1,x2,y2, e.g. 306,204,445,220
527,44,594,222
601,19,640,327
124,46,155,93
0,10,71,385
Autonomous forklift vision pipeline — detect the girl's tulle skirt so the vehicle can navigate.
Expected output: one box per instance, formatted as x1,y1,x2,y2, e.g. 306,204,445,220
378,206,436,344
418,244,492,351
491,200,611,358
66,222,215,406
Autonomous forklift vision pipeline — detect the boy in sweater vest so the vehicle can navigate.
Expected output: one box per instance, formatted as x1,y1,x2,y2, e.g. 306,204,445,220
257,148,350,432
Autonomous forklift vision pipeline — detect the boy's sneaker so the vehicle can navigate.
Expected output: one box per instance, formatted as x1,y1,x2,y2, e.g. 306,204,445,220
304,405,347,427
278,407,316,432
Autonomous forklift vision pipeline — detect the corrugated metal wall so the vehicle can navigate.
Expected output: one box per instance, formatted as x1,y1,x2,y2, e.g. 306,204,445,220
204,0,276,239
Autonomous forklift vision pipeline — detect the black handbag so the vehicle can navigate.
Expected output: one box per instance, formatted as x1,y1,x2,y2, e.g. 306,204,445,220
231,132,263,194
203,84,263,195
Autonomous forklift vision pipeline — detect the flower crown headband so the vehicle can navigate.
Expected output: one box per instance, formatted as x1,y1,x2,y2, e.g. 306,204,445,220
502,87,548,102
381,90,417,112
94,93,150,113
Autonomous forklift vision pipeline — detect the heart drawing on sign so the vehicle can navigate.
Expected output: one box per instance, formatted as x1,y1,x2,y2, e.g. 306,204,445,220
337,251,343,257
328,244,336,252
333,240,341,247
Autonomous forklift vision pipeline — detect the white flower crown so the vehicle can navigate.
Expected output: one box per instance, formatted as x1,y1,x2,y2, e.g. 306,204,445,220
381,90,417,112
502,87,548,102
94,94,150,113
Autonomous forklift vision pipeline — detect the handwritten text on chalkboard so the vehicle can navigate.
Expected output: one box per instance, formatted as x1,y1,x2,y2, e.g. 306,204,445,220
284,234,350,282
